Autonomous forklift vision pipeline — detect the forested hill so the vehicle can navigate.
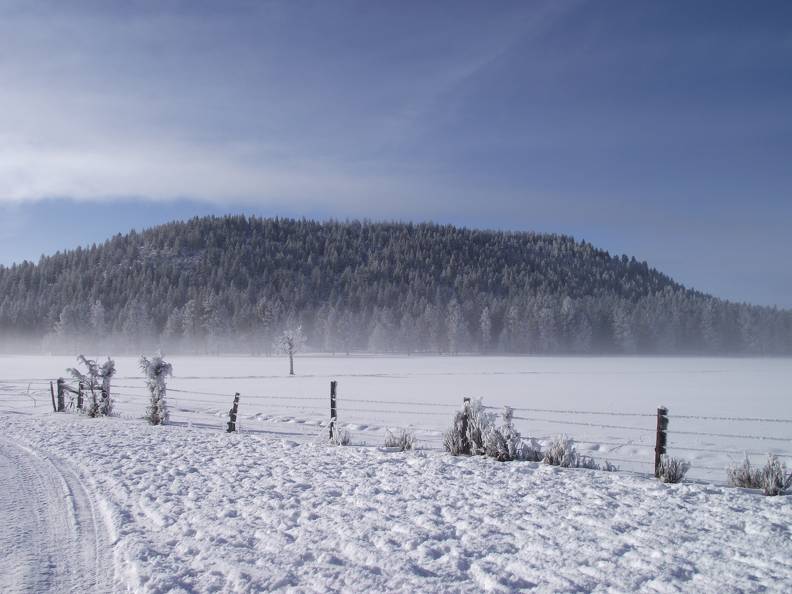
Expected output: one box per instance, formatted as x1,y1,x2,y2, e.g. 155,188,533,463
0,216,789,355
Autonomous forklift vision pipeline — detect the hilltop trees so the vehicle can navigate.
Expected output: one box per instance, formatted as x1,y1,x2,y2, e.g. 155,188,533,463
0,216,789,356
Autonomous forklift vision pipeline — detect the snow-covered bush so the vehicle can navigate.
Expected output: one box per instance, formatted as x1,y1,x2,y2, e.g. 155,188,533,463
576,455,600,470
384,429,415,451
759,455,792,496
140,353,172,425
518,437,544,462
329,426,351,446
543,435,578,467
657,455,690,483
442,410,468,455
542,435,602,469
727,456,763,489
484,406,531,462
443,401,541,462
67,355,116,417
727,454,791,495
98,358,116,416
443,398,492,456
465,399,492,455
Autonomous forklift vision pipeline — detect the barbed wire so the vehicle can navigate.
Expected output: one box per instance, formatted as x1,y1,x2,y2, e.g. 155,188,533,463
486,405,655,418
667,429,792,443
342,406,450,417
340,396,458,408
670,413,792,424
512,415,655,433
667,443,792,458
574,439,654,449
594,457,649,466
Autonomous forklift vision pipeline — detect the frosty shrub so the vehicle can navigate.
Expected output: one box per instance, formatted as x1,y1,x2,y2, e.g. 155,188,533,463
576,455,600,470
329,427,351,446
519,437,544,463
465,399,492,455
443,398,492,456
67,355,116,417
727,456,763,489
442,410,468,455
98,358,116,416
484,406,534,462
384,429,415,452
140,353,172,425
543,435,579,468
444,401,542,462
759,455,792,496
542,435,603,470
657,455,690,483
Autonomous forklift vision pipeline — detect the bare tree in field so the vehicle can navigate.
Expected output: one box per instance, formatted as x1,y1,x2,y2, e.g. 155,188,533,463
276,325,306,376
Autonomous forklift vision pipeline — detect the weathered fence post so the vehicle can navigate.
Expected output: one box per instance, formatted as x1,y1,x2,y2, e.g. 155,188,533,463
329,380,337,440
50,381,57,412
461,397,471,454
77,382,84,411
654,406,669,478
226,393,240,432
56,378,65,412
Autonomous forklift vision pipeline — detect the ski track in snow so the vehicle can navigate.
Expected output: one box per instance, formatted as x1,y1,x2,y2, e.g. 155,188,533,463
2,414,791,593
0,436,114,594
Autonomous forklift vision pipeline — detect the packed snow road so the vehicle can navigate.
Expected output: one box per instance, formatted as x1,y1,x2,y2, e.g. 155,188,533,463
0,437,113,593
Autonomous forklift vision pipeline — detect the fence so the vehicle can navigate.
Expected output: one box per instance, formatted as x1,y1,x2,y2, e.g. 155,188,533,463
1,374,791,484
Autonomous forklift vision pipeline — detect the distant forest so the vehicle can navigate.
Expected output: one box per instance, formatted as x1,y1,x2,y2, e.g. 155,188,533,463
0,216,790,355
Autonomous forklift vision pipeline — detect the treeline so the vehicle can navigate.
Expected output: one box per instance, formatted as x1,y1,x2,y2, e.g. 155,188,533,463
0,216,789,355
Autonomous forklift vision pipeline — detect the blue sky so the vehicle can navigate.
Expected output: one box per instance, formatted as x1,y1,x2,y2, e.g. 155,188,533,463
1,1,791,307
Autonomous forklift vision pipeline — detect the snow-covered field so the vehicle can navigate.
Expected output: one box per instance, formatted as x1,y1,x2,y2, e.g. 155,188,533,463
1,355,791,592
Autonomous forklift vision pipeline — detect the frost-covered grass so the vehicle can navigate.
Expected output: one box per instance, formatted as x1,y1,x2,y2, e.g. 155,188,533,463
2,413,791,593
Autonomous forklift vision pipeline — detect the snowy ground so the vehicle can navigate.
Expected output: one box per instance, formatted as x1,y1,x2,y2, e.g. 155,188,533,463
1,355,791,592
2,355,791,481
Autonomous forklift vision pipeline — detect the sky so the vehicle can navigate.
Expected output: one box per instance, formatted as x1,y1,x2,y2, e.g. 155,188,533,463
1,0,791,307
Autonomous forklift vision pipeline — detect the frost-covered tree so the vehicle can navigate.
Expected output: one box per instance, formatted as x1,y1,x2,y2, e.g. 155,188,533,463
446,299,462,355
89,300,107,339
276,325,306,376
140,353,172,425
67,355,116,417
479,306,492,353
256,297,282,356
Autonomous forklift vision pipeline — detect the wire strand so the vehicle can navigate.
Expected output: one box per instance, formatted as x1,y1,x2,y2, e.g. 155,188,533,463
667,429,792,443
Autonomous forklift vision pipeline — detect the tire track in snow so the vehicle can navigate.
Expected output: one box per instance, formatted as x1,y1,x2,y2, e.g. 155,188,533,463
0,438,113,593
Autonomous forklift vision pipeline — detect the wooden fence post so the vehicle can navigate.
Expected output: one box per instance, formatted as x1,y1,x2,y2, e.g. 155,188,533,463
226,393,240,432
329,380,337,440
50,381,57,412
654,406,669,478
56,378,65,412
77,382,84,411
461,397,471,454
